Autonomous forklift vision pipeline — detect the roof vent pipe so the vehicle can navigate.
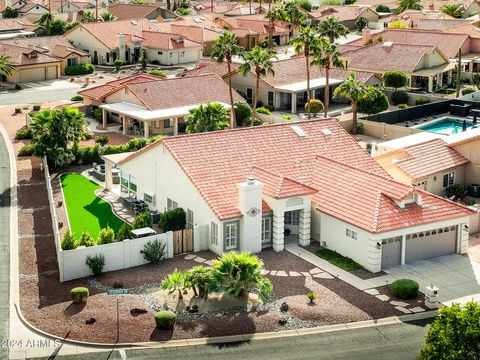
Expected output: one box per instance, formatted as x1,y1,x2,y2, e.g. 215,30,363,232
247,177,255,185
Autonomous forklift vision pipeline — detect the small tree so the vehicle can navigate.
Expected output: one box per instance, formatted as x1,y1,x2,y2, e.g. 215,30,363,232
140,48,148,70
97,226,115,244
333,73,367,135
355,17,368,31
140,239,167,264
101,12,117,21
234,102,252,127
4,6,17,18
185,103,230,133
80,11,96,23
472,72,480,89
61,229,77,250
383,71,408,89
132,211,152,230
161,269,186,299
440,4,463,18
419,302,480,360
117,223,132,241
358,86,389,115
78,229,95,247
376,4,390,12
304,99,324,116
113,60,123,71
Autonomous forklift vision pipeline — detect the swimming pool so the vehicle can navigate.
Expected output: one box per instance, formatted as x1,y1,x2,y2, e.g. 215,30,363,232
414,117,475,135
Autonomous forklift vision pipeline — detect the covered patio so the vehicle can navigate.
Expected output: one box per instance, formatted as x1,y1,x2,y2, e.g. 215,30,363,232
410,63,455,92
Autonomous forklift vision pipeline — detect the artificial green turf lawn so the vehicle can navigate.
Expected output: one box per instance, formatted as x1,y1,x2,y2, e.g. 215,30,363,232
61,173,124,239
315,248,363,272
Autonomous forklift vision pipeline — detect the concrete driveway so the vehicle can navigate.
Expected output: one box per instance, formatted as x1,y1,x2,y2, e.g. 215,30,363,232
369,254,480,303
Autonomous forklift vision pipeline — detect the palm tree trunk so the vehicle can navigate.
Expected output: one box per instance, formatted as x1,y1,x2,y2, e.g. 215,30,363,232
249,0,252,14
269,18,273,49
352,99,358,135
211,0,213,13
306,52,311,118
227,59,236,128
178,289,183,299
253,71,260,126
324,64,329,118
60,0,63,13
95,0,98,21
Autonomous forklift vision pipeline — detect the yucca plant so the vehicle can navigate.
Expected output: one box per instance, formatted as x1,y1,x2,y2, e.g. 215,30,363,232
209,252,272,302
161,269,186,299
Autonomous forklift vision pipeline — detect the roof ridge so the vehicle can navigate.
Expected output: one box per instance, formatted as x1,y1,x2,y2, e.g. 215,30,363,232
371,191,382,233
252,165,318,196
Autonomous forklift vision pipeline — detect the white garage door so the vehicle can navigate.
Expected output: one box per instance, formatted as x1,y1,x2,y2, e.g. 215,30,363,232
405,226,457,263
19,67,46,83
46,66,58,80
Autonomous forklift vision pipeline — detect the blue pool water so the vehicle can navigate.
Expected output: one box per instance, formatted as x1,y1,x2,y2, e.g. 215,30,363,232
416,117,474,135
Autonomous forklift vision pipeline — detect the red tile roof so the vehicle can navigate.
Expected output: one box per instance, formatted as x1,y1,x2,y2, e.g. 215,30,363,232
309,6,375,22
141,31,202,50
108,4,160,20
220,16,289,35
311,156,473,233
179,58,240,78
1,36,88,58
395,138,469,179
0,44,59,65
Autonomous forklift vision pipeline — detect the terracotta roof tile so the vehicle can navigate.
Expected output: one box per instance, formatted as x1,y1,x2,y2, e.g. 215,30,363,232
141,31,202,49
108,4,160,20
179,58,240,78
309,6,374,22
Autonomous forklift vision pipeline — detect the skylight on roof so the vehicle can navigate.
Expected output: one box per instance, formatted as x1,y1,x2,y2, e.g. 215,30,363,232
291,125,306,137
321,128,332,136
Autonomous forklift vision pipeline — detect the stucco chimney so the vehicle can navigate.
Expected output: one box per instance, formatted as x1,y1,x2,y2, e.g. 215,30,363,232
362,28,371,43
238,177,263,253
117,33,126,62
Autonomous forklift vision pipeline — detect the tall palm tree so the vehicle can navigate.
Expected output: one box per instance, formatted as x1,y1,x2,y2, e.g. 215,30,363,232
36,12,54,34
239,46,276,125
210,31,244,128
318,16,348,44
396,0,422,13
265,7,285,49
284,1,306,29
0,55,14,77
290,26,319,118
312,38,343,118
333,73,367,135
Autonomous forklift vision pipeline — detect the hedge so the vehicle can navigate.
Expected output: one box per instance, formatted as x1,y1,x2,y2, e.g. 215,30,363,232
65,64,95,76
159,208,186,232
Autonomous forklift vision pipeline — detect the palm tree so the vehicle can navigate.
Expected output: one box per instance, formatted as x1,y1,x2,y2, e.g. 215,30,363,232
239,46,276,125
36,12,54,33
101,12,117,21
80,11,96,23
318,16,348,44
185,103,230,133
0,55,14,77
333,73,368,135
161,269,186,299
440,4,463,18
311,38,343,118
265,7,286,49
290,26,319,118
284,1,306,29
210,31,244,128
396,0,422,13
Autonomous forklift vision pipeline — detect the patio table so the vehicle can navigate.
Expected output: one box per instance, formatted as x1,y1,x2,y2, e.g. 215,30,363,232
123,196,137,208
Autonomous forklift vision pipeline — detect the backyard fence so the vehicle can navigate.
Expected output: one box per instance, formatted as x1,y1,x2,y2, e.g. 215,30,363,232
193,224,209,253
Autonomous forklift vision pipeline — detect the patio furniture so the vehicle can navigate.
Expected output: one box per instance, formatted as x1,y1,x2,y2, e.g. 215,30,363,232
123,196,137,208
131,227,156,239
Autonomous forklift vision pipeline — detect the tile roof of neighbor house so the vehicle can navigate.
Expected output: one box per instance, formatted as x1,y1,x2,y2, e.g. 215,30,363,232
65,18,160,50
192,0,241,14
141,31,202,49
179,58,241,78
342,42,442,73
107,4,161,19
1,36,89,58
220,16,290,35
0,18,39,32
355,0,399,8
309,6,376,22
418,18,474,30
387,10,454,27
349,28,469,58
118,119,473,231
393,138,470,179
443,23,480,38
0,43,60,65
78,74,162,101
16,2,48,13
311,156,473,233
123,73,244,110
422,0,479,11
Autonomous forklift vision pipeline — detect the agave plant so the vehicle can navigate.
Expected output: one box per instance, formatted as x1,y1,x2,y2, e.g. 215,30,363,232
161,269,186,299
209,252,272,302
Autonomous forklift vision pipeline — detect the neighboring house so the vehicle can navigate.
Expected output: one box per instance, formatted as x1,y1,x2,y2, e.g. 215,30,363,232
100,119,473,272
0,43,61,82
1,36,90,74
342,41,455,92
418,18,474,30
79,73,243,137
108,4,175,21
179,58,240,78
0,18,39,39
142,31,203,65
355,0,399,12
386,10,454,28
422,0,480,18
9,0,48,16
191,0,241,15
230,55,382,113
307,6,380,30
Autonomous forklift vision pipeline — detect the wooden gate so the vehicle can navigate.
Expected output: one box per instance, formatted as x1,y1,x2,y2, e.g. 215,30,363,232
173,228,193,255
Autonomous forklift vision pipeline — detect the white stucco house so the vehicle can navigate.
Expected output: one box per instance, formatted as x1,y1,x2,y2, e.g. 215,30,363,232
102,119,473,272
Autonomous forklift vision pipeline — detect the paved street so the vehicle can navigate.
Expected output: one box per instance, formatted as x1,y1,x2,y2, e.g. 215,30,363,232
0,125,11,360
27,319,432,360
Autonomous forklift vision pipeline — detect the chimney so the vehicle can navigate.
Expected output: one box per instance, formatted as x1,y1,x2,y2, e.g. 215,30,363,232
362,28,371,43
428,3,434,10
156,15,163,23
237,177,263,253
117,33,126,62
67,11,73,22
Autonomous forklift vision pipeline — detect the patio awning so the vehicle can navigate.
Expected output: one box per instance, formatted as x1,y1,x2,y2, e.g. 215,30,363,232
274,78,343,92
412,63,456,77
102,151,135,165
99,101,232,121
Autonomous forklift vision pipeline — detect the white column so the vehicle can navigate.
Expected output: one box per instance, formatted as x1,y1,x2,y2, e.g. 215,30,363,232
428,77,434,93
102,108,107,129
400,234,406,265
122,116,127,135
298,209,311,247
291,93,297,114
272,212,285,252
144,121,149,138
174,117,178,136
105,160,113,190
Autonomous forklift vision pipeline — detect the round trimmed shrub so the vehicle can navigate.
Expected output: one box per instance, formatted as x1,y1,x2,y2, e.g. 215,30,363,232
391,279,419,300
71,287,89,304
154,310,176,330
391,90,409,105
71,95,84,101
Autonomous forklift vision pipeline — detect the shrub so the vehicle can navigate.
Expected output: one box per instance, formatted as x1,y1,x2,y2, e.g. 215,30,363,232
398,103,408,109
256,106,272,115
83,132,94,140
97,226,115,244
117,223,132,241
415,97,430,105
464,198,476,206
282,115,292,120
95,135,109,146
162,269,186,298
32,104,41,111
307,291,317,303
132,211,153,230
93,108,102,122
61,229,77,250
78,229,95,247
113,60,123,71
358,86,389,115
383,71,408,89
445,184,466,200
15,83,22,90
18,144,35,156
356,122,364,134
154,310,176,330
234,102,252,127
391,90,409,105
64,64,95,76
140,239,167,264
304,99,324,116
71,95,84,101
15,126,32,140
461,87,476,95
295,0,312,10
176,8,192,15
14,107,22,114
376,4,390,12
71,287,89,304
159,208,186,232
85,254,105,276
148,70,166,78
391,279,419,300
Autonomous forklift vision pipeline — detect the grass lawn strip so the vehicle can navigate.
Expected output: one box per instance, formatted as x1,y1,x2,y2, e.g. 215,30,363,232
61,173,124,239
315,248,363,272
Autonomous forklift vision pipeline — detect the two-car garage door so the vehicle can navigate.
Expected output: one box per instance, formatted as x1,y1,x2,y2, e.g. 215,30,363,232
381,226,457,269
19,66,58,83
